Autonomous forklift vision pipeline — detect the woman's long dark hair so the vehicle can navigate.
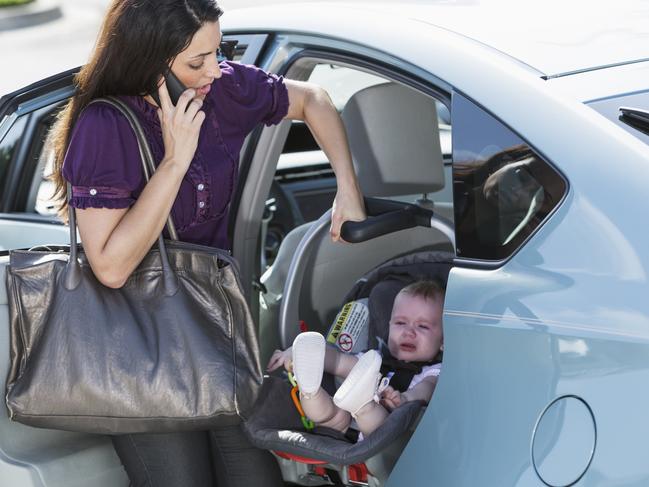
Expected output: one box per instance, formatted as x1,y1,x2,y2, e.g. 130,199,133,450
51,0,223,217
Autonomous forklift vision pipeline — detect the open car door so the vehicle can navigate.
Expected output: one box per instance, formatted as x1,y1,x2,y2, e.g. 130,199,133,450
0,32,272,486
0,70,131,486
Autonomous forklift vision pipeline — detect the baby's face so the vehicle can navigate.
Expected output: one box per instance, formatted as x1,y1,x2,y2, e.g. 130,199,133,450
387,292,443,362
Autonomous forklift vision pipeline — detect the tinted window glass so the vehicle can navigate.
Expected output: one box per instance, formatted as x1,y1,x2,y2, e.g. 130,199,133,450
587,90,649,146
0,116,28,208
452,92,566,260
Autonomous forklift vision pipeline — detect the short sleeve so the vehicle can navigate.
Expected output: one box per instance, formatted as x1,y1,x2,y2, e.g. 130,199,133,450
409,363,442,390
62,102,143,209
215,61,290,132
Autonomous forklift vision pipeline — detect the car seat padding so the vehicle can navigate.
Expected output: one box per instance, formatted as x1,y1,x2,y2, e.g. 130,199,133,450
246,251,452,465
243,376,424,465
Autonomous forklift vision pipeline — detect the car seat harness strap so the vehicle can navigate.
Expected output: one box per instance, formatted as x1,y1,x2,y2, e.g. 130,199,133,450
379,343,440,392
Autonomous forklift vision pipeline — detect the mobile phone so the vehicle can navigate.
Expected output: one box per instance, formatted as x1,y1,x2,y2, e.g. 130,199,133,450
150,70,186,107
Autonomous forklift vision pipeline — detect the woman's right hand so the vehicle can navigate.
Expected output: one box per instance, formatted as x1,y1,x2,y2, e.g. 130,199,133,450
157,80,206,171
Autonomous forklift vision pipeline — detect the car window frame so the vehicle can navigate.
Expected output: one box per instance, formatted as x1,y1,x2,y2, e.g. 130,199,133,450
0,83,75,217
229,44,454,242
227,36,456,308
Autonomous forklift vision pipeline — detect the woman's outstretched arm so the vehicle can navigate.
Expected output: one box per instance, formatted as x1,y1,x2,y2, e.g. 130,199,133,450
284,80,366,241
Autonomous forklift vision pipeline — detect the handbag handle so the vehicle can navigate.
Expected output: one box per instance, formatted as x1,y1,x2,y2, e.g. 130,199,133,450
64,96,179,295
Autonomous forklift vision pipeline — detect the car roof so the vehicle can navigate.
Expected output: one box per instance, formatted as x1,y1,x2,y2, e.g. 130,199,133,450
360,0,649,78
225,0,649,79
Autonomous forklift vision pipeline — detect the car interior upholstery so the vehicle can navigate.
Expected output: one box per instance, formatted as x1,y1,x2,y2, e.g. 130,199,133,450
248,78,455,484
260,81,453,361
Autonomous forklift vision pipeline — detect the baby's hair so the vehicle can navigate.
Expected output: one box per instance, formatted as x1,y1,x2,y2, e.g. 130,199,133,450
399,280,444,302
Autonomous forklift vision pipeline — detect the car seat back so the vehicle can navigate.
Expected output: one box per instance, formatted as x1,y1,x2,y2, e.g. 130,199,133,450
265,82,453,351
342,82,445,198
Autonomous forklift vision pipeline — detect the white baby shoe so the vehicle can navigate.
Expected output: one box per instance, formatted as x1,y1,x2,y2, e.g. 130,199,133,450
292,332,326,395
333,349,382,417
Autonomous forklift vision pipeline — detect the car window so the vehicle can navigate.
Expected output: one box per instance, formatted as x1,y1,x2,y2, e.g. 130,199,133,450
452,92,566,261
221,34,268,65
587,89,649,146
262,62,451,267
0,116,28,209
0,116,27,212
308,64,386,111
33,136,58,215
0,106,60,216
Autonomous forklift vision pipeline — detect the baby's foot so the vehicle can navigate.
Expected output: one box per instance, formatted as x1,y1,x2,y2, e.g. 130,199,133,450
292,332,326,396
333,350,382,417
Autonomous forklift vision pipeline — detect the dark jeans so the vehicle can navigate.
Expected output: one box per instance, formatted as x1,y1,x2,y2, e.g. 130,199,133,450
112,424,284,487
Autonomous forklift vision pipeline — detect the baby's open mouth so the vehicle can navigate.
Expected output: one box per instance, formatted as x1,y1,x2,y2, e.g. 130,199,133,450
399,343,416,351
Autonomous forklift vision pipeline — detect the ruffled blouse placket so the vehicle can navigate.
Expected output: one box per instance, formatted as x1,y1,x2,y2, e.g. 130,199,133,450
124,94,238,233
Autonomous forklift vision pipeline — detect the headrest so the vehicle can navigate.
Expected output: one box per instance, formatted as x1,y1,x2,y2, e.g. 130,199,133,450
341,82,445,197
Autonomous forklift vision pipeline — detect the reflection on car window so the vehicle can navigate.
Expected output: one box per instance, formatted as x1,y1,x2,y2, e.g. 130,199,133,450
452,93,566,260
0,107,63,216
34,139,58,216
587,89,649,147
0,116,28,205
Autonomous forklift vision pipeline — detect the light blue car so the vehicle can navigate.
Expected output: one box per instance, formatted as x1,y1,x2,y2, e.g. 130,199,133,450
2,1,649,486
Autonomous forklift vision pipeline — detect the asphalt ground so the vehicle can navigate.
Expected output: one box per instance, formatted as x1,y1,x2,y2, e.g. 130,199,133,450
0,0,392,96
0,0,109,95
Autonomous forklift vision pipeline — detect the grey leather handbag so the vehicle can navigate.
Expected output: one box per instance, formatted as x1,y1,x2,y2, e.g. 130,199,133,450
5,97,263,434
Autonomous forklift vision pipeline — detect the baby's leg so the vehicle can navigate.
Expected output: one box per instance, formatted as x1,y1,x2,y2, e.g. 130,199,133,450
353,401,388,436
333,350,387,436
300,388,351,432
293,332,350,431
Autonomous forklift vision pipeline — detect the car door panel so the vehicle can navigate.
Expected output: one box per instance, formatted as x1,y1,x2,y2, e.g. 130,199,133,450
0,33,273,487
0,258,129,486
0,218,68,251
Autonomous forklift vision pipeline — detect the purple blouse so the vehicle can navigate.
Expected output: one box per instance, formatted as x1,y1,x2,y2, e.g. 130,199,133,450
62,61,290,250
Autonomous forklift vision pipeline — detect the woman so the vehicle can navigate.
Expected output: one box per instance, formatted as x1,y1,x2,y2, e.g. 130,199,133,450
49,0,366,485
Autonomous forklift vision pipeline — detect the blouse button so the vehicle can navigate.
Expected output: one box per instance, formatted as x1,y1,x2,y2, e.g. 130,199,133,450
198,201,206,209
197,183,205,191
89,188,97,196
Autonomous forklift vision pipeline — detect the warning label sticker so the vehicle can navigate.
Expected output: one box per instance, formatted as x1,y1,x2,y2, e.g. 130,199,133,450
326,299,369,354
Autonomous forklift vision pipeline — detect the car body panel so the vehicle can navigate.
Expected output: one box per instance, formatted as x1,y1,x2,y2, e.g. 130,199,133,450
392,193,649,485
0,259,129,486
547,60,649,102
339,0,649,78
223,7,649,485
227,1,649,77
2,2,649,486
0,217,68,251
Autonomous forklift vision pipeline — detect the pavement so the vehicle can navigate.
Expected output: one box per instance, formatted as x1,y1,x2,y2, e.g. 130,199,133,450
0,0,303,96
0,0,109,95
0,0,62,31
0,0,384,97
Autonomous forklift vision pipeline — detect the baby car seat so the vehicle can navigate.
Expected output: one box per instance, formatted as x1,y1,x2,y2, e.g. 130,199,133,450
244,250,452,486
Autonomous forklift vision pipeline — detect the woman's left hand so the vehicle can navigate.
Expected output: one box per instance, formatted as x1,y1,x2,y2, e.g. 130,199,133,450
330,183,366,242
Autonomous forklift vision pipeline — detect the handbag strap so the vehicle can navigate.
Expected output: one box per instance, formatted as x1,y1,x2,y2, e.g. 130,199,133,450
64,96,179,295
87,96,179,239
